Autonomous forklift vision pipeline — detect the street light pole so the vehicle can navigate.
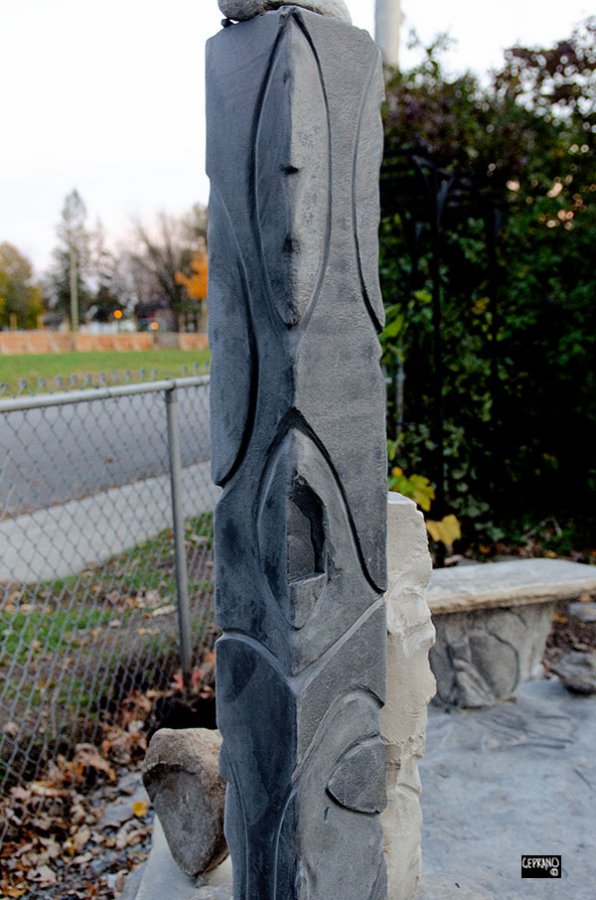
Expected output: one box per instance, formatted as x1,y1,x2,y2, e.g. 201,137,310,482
375,0,401,68
69,245,79,333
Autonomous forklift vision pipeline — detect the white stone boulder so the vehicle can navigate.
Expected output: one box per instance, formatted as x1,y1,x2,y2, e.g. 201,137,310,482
381,492,436,900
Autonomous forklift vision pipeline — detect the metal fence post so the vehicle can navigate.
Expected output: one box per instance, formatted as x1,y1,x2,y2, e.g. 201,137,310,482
165,385,193,693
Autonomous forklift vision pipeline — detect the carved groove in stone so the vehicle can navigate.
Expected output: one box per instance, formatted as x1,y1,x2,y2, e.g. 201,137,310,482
290,688,387,896
352,53,385,332
257,428,329,631
327,737,387,814
257,413,385,598
255,12,331,328
208,188,258,486
294,862,310,900
296,600,387,753
217,634,297,898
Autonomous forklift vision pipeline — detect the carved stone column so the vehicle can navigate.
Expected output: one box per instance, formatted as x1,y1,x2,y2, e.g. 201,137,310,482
207,7,387,898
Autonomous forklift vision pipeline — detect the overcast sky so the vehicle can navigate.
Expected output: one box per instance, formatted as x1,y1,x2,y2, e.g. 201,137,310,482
1,0,591,275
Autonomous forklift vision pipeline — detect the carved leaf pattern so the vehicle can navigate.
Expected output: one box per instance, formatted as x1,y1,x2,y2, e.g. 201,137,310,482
326,737,387,814
207,189,256,486
255,14,330,327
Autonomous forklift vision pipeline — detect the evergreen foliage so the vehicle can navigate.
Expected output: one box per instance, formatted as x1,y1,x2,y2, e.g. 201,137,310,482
380,19,595,541
47,189,93,321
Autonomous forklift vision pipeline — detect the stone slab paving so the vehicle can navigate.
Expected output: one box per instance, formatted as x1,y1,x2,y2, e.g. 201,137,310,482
419,677,596,899
123,676,596,899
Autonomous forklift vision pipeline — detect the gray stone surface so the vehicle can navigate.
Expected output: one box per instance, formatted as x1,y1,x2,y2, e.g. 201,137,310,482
551,651,596,694
218,0,351,24
120,817,197,900
121,827,233,900
382,493,435,899
427,559,596,708
431,602,556,707
415,876,493,899
143,729,227,877
193,890,232,900
569,600,596,624
207,8,387,898
420,678,596,899
124,677,596,900
427,558,596,614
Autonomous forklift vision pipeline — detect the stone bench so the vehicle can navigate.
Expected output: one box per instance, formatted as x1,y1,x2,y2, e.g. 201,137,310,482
426,559,596,707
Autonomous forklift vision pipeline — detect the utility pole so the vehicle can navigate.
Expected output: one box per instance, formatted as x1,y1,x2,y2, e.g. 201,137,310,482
69,245,79,333
375,0,401,68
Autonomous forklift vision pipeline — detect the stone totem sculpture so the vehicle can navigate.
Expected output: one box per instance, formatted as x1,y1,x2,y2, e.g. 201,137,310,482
207,4,387,897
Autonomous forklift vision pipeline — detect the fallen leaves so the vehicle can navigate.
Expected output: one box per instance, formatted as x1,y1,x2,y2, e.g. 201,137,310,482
64,744,117,787
0,648,217,898
170,652,216,696
2,886,27,898
73,826,92,851
150,604,176,618
0,694,152,899
132,800,149,818
27,864,57,887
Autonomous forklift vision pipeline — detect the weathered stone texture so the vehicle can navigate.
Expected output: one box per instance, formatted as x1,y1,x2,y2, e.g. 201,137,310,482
143,728,227,877
426,558,596,615
120,818,234,900
120,817,198,900
427,558,596,707
381,493,435,899
552,651,596,694
431,603,556,708
207,8,387,897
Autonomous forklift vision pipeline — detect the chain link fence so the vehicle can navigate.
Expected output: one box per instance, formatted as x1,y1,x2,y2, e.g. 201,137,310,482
0,370,219,799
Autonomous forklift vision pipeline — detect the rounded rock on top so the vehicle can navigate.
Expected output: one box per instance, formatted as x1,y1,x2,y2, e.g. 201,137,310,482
218,0,352,25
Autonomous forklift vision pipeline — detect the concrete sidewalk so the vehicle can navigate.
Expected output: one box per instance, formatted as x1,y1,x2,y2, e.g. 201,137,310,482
0,462,220,583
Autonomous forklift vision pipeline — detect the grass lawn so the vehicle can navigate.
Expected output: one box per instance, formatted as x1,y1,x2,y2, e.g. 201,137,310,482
0,348,211,394
0,512,214,666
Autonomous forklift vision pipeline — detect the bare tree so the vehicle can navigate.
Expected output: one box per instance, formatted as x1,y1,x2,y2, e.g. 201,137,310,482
127,205,208,330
